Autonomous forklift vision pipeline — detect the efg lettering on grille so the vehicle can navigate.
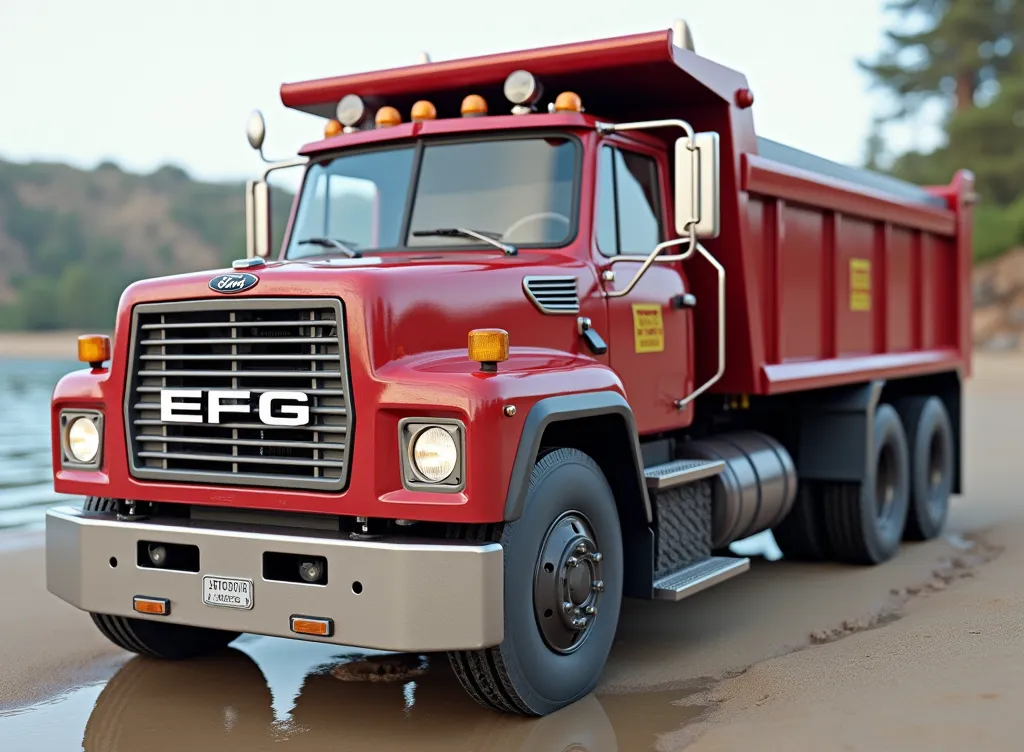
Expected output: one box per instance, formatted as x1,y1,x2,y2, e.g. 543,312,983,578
125,298,352,491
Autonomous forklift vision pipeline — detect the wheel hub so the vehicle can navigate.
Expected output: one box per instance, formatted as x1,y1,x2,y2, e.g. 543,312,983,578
534,512,604,654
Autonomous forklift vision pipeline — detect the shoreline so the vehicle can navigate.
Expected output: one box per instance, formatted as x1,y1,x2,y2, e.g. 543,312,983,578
0,331,108,360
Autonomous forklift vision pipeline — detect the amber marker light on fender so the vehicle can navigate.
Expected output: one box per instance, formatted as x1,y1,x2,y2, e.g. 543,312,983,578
291,615,334,637
468,328,509,372
133,596,170,616
77,334,111,368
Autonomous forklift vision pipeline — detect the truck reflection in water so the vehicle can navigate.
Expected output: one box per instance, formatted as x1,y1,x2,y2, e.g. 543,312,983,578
80,637,703,751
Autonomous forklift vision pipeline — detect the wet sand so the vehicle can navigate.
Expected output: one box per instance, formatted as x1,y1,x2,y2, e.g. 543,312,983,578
1,353,1023,750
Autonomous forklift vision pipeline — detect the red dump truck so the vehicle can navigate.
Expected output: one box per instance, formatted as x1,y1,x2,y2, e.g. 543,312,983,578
46,22,974,716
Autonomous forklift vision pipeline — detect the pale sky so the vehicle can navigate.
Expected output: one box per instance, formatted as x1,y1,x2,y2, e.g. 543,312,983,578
1,0,943,185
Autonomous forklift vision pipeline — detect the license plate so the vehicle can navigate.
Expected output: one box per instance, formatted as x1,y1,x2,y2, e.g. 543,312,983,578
203,576,253,610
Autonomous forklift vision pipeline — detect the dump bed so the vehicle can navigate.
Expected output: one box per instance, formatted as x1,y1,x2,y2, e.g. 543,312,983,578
281,28,974,395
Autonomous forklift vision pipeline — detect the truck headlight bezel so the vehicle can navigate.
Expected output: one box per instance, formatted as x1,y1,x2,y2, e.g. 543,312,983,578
398,418,466,493
60,409,104,470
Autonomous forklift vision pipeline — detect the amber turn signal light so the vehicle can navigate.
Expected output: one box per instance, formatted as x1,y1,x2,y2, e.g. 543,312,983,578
468,328,509,372
554,91,583,113
324,119,343,138
133,596,170,616
411,100,437,122
78,334,111,368
375,106,402,128
291,615,334,637
461,94,488,117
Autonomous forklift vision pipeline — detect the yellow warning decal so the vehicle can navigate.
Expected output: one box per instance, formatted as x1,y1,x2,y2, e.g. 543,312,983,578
849,258,871,312
632,303,665,353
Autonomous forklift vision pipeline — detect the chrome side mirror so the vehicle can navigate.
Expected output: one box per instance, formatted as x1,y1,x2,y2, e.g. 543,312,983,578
674,131,720,239
246,110,266,152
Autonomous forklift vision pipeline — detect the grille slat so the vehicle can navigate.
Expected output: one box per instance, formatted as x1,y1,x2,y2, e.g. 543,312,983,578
137,369,344,378
126,298,352,491
140,337,337,346
137,451,348,469
140,320,331,330
139,353,339,362
133,418,347,433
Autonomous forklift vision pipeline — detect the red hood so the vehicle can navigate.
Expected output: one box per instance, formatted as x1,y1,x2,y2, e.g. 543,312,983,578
114,251,598,374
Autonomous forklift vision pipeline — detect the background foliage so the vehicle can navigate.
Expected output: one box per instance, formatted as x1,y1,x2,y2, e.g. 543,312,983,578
0,160,291,330
861,0,1024,262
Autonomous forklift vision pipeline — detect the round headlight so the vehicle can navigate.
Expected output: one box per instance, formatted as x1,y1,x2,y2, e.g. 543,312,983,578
412,427,458,482
67,417,100,463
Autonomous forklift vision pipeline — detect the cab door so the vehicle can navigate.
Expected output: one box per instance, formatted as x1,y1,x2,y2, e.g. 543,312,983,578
594,140,694,434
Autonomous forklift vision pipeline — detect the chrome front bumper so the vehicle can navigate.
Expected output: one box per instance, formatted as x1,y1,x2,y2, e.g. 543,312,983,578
45,506,504,652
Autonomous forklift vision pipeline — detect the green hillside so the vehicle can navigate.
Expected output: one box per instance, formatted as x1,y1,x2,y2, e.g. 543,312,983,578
0,159,291,331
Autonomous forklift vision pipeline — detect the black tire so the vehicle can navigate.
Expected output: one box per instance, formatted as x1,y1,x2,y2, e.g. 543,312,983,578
771,484,832,561
896,396,954,541
822,403,910,565
83,496,242,659
447,448,624,716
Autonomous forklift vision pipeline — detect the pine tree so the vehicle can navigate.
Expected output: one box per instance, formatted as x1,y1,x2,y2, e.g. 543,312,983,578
860,0,1018,118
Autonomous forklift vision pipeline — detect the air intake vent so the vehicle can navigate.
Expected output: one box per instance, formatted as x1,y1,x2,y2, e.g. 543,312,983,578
523,276,580,315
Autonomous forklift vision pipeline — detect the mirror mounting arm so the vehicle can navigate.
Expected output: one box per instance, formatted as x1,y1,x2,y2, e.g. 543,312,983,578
603,232,696,299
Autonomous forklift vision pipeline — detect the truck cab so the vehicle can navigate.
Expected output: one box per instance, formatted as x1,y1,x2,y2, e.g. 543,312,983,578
46,22,973,718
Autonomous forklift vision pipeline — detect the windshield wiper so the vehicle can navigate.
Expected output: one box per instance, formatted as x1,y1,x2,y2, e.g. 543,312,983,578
296,237,362,258
412,228,517,257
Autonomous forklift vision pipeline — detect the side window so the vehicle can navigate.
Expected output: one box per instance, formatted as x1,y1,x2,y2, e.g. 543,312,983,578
615,149,661,253
596,146,618,254
595,145,663,257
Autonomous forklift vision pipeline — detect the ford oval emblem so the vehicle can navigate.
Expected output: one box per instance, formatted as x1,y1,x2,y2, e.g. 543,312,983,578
209,273,259,294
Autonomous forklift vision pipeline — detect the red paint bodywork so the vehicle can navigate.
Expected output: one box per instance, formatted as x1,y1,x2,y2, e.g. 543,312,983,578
52,28,973,524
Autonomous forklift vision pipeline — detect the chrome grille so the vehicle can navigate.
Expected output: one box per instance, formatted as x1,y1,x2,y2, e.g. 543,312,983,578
125,298,352,491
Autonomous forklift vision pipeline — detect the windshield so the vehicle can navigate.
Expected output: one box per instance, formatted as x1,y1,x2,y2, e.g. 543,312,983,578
286,135,579,258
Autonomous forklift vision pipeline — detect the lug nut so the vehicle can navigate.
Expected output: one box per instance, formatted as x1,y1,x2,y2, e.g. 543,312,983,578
585,606,597,615
592,552,603,563
566,556,578,568
575,542,587,555
147,544,167,567
299,560,324,583
562,601,574,613
592,580,604,592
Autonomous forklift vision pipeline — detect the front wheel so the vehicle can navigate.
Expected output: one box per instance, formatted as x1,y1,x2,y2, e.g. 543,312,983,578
448,448,624,716
82,496,241,659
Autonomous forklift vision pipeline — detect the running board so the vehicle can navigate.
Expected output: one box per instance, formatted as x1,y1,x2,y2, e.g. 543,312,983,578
644,458,725,491
652,556,750,601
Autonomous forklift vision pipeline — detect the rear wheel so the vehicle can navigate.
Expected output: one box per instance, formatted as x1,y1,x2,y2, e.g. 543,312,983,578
822,404,910,565
896,396,954,541
83,497,241,659
447,448,624,716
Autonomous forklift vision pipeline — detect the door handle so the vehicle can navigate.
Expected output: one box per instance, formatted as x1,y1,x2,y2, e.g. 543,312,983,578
577,317,608,355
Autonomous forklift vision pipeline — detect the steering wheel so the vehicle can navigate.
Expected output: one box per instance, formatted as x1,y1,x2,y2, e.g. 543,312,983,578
502,212,571,241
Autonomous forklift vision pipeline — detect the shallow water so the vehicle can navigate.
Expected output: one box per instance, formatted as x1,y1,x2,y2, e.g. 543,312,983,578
0,358,81,531
0,636,707,751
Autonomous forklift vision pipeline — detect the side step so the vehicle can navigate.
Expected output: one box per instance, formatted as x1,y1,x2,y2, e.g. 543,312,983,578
644,458,725,491
652,556,750,601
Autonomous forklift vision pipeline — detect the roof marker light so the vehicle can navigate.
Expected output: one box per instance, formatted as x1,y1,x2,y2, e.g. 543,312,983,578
375,106,402,128
503,70,542,114
324,120,343,138
411,100,437,122
553,91,583,113
461,94,488,117
337,94,367,131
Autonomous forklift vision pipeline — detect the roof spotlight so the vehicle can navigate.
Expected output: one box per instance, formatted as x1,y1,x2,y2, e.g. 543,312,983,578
336,94,367,132
503,70,543,114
